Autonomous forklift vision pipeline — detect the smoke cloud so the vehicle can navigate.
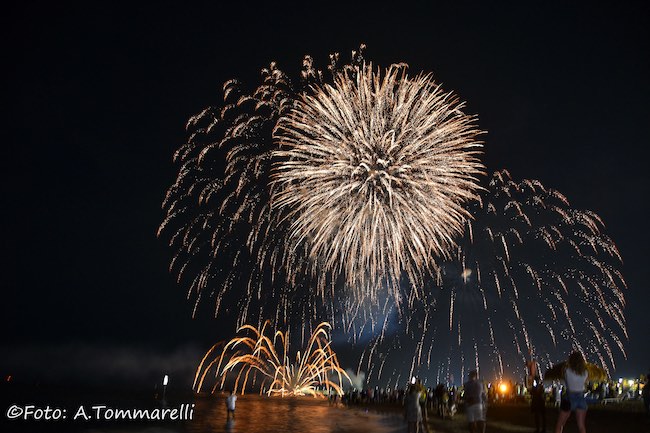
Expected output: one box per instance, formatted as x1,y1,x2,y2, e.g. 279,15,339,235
1,342,203,389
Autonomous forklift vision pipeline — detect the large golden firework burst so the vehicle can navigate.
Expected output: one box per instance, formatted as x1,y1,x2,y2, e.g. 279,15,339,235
272,64,485,302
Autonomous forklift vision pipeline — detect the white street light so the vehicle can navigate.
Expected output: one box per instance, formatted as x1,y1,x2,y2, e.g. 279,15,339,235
163,374,169,401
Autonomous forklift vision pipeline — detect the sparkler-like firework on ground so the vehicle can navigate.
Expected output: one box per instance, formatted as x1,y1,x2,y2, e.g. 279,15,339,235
194,321,351,396
159,45,626,387
358,170,626,385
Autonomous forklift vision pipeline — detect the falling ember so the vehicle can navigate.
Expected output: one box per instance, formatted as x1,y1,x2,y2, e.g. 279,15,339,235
194,321,351,397
357,170,627,385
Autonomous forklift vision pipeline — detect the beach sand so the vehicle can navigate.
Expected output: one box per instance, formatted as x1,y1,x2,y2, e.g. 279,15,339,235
425,402,648,433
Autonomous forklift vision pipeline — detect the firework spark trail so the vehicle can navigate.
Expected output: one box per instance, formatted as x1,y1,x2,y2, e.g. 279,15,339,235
159,46,483,343
159,45,627,388
360,170,626,386
159,60,295,323
195,321,351,396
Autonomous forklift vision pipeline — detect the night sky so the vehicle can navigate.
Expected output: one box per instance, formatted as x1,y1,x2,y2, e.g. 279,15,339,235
3,1,649,389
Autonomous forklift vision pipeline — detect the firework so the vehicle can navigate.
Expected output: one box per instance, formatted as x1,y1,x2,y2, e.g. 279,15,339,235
159,45,627,386
194,321,351,397
159,53,319,325
357,170,626,385
158,45,483,329
272,64,484,303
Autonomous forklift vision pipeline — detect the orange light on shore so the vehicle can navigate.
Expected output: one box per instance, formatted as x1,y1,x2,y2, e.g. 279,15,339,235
499,383,508,393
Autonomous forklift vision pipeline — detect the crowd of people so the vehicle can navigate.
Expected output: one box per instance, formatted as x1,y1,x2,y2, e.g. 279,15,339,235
335,351,650,433
338,371,488,433
218,351,649,433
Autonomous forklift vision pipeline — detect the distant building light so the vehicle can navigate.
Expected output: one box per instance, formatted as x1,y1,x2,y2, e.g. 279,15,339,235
163,375,169,386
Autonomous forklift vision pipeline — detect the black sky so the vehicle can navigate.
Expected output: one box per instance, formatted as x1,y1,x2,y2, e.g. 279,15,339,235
3,1,649,382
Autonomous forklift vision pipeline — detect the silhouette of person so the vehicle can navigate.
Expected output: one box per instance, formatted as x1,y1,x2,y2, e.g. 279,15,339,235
530,376,546,433
463,370,486,433
404,384,422,433
226,390,237,419
643,372,650,418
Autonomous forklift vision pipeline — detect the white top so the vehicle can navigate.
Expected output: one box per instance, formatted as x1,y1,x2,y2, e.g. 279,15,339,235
565,368,588,392
226,394,237,410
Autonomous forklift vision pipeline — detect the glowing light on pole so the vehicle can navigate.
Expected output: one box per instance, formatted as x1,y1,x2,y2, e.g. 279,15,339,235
163,374,169,400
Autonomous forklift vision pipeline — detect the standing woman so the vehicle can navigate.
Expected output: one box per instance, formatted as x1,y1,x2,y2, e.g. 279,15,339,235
404,384,422,433
554,352,588,433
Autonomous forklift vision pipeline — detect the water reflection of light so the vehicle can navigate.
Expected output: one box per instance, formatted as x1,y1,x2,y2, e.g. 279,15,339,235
190,395,401,433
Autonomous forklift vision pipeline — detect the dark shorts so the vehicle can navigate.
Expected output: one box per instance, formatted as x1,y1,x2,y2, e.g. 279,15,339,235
567,392,587,411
